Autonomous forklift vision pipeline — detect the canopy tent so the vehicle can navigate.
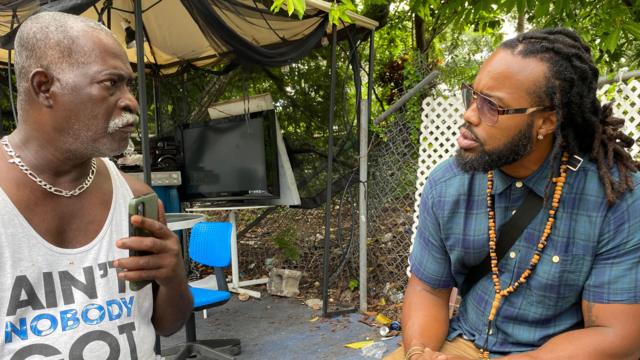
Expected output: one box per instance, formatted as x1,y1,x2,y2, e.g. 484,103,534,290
0,0,376,73
0,0,377,316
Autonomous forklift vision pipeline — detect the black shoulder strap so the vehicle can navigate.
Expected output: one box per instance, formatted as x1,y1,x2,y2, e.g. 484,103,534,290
460,190,544,296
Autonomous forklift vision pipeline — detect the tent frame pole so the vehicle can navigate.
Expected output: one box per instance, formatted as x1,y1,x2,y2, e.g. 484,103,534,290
359,29,374,313
133,3,159,353
321,24,338,318
134,0,151,186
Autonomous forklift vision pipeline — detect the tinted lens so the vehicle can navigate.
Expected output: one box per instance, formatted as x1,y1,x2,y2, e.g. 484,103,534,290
461,84,473,109
477,95,498,125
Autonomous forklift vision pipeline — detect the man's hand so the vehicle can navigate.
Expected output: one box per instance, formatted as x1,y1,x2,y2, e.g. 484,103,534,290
430,355,474,360
410,349,473,360
114,213,186,288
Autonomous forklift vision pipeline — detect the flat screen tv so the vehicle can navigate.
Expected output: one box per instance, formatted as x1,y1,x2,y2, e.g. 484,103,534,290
177,111,279,202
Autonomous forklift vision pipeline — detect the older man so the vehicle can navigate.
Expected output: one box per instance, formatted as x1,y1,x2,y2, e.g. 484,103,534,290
388,28,640,360
0,12,192,359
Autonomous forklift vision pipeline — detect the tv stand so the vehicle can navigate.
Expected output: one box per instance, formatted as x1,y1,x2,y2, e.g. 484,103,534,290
192,199,274,208
185,204,274,299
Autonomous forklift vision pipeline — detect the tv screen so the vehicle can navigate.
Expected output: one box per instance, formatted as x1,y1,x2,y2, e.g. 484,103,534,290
178,111,279,202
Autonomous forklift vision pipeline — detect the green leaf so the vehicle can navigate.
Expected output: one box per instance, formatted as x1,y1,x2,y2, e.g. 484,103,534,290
293,0,306,19
534,0,550,19
623,22,640,40
604,29,620,53
526,0,536,11
558,0,569,15
501,0,517,13
269,0,285,12
329,3,341,26
342,0,357,11
348,279,359,291
286,0,294,16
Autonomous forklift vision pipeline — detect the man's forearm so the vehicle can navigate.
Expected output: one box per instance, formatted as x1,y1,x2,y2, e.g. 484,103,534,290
152,281,193,336
402,276,452,352
503,327,640,360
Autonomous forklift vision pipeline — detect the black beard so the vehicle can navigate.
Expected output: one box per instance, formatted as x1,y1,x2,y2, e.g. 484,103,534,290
455,119,535,173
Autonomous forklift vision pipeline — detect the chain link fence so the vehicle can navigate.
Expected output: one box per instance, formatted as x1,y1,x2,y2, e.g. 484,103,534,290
187,197,363,308
186,57,639,317
183,55,434,315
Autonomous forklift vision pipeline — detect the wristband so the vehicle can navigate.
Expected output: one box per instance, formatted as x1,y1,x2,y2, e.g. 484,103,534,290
404,346,425,360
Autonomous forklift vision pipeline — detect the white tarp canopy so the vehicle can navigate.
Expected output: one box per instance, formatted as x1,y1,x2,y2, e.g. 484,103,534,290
0,0,379,315
0,0,377,74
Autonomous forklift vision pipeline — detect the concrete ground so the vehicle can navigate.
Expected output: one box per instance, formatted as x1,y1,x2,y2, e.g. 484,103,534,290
160,293,401,359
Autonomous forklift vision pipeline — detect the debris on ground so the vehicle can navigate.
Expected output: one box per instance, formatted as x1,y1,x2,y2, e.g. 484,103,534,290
361,341,387,359
305,298,322,310
344,340,374,349
375,313,392,326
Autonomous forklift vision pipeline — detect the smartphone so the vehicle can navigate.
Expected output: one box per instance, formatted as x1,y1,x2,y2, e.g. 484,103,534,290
127,192,158,291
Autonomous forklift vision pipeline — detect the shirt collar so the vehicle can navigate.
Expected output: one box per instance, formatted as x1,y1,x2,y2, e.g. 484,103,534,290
493,152,555,197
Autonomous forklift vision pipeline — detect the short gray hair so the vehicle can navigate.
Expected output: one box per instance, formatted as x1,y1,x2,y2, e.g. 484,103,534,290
14,12,117,111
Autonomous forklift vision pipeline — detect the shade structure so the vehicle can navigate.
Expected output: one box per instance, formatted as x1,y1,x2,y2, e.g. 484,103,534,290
0,0,377,74
0,0,377,315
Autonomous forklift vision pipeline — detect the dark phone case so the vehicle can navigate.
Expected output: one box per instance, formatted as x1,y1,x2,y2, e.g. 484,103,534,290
127,193,158,291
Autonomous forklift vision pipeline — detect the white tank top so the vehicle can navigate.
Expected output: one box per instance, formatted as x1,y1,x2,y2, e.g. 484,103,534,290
0,158,156,360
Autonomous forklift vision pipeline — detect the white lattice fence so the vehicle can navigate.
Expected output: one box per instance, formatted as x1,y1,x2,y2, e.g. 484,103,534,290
407,90,464,271
599,80,640,150
408,79,640,275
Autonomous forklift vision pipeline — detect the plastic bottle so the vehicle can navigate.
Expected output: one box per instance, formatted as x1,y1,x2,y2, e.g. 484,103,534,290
361,341,387,359
389,321,401,331
379,321,402,337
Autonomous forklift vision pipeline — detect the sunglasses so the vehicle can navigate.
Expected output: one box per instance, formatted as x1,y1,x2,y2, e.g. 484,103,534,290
461,83,554,126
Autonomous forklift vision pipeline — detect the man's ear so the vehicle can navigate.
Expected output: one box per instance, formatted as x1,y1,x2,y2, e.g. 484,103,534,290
536,110,558,138
30,69,55,108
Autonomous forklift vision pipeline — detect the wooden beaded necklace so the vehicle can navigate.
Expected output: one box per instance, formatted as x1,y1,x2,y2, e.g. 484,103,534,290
479,152,570,359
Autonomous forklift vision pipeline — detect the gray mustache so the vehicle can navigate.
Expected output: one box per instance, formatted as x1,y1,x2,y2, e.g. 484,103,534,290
107,112,139,134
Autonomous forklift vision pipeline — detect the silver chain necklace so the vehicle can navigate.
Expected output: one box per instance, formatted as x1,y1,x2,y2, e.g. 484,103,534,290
1,136,97,197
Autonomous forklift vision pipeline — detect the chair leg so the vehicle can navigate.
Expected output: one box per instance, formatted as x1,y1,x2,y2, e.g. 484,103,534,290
163,343,236,360
195,338,241,355
154,334,161,355
169,311,240,359
185,312,197,343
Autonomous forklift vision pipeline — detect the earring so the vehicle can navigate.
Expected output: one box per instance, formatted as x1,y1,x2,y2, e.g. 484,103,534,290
537,134,544,140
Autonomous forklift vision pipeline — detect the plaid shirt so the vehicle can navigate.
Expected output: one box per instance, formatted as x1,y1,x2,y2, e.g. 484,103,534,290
409,153,640,356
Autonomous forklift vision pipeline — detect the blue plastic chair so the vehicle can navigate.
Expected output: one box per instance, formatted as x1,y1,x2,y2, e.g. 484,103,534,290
164,222,241,359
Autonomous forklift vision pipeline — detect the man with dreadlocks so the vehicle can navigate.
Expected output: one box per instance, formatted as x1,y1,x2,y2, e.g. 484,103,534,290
386,28,640,360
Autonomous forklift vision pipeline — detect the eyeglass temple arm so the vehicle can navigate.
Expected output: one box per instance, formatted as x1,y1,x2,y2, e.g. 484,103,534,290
499,106,554,115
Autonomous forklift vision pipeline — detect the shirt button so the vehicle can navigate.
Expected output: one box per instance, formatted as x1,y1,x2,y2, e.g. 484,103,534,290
552,255,560,263
511,209,517,215
515,181,524,188
510,251,517,259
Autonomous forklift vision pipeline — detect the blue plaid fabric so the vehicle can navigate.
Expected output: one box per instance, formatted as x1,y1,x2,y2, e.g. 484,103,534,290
409,153,640,356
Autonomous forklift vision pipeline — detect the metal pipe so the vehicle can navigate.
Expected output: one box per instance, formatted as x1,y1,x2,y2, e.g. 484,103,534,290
134,0,151,185
597,70,640,87
152,75,159,135
7,50,16,126
322,24,338,318
7,10,17,126
359,29,374,312
106,2,111,29
374,70,440,125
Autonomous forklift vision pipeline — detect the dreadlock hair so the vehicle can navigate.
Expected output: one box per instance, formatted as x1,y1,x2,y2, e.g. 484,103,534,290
500,28,640,205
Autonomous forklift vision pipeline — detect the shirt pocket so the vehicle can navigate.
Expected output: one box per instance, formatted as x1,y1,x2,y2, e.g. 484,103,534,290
524,252,588,310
